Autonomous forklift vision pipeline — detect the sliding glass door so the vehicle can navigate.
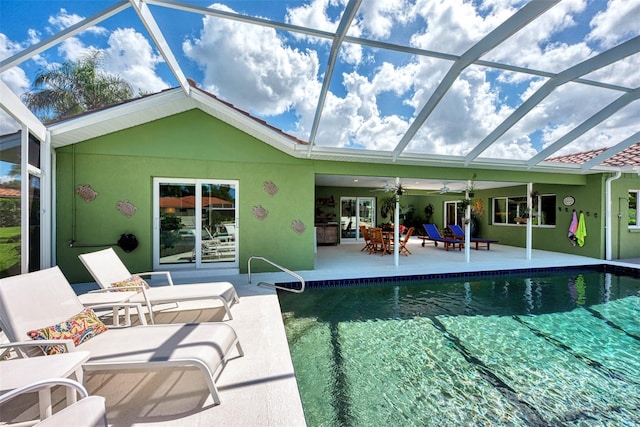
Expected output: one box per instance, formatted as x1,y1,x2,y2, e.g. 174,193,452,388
154,178,238,269
340,196,375,243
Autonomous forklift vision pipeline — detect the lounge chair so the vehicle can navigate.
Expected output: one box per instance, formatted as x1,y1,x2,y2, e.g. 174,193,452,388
0,378,107,427
448,224,499,250
419,224,464,251
78,248,239,323
0,266,243,405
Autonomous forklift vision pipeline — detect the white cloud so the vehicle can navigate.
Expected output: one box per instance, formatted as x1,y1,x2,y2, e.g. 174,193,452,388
47,8,107,36
588,0,640,48
0,34,30,94
357,0,415,39
4,0,637,162
57,37,95,62
0,34,31,134
53,29,168,95
0,110,20,135
102,29,168,94
484,0,590,73
411,0,518,54
285,0,364,65
183,4,320,117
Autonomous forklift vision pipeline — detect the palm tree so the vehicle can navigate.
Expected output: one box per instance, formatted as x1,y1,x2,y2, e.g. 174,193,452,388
22,51,134,121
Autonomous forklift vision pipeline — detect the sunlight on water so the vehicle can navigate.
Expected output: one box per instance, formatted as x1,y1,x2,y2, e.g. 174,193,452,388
281,270,640,426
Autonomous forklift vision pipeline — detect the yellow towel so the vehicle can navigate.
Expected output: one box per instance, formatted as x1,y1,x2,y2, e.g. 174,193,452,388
575,212,587,247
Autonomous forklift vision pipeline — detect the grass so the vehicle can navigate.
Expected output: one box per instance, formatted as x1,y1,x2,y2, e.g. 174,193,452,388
0,226,20,275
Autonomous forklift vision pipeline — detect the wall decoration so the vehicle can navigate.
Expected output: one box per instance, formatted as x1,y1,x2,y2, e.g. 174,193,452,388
76,184,98,202
116,200,137,217
252,205,269,221
263,180,279,196
291,219,306,234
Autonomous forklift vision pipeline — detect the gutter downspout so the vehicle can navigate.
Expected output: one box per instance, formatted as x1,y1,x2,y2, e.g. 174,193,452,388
605,171,622,260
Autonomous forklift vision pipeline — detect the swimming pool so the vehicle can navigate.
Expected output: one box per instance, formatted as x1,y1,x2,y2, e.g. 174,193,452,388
278,267,640,426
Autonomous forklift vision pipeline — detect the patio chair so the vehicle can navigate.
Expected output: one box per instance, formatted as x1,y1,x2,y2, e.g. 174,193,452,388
0,378,107,427
398,227,414,255
78,248,239,323
0,266,244,405
448,224,499,250
359,225,373,252
419,224,464,251
368,227,387,255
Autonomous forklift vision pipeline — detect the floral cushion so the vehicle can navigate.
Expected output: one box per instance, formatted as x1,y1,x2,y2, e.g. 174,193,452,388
110,274,150,291
27,308,108,355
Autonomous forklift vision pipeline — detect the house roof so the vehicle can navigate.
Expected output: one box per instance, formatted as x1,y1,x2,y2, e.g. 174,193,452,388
1,1,639,176
0,187,20,198
546,142,640,168
160,196,233,209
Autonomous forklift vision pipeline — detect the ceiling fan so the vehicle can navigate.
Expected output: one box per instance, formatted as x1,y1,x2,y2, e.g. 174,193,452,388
371,177,406,196
427,182,463,195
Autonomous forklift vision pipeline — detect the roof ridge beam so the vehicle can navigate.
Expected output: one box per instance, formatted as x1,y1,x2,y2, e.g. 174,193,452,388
306,0,361,157
465,34,640,165
131,0,189,94
391,0,559,161
0,1,130,72
527,88,640,168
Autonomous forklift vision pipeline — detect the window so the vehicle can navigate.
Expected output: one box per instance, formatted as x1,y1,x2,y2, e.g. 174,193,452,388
492,194,556,226
630,190,639,227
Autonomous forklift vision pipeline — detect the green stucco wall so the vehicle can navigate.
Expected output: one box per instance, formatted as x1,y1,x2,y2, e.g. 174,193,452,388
611,173,640,259
316,176,611,260
56,109,314,283
472,178,605,259
54,108,640,283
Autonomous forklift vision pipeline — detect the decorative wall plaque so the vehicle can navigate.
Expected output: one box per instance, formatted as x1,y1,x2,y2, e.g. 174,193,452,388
291,219,306,234
263,180,279,196
116,200,137,217
76,184,98,202
252,205,268,221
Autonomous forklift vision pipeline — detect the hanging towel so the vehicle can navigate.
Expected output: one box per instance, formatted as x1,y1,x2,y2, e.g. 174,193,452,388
575,211,587,247
568,210,578,246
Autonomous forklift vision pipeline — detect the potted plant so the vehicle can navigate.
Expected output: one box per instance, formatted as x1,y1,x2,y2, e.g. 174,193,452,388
464,173,477,197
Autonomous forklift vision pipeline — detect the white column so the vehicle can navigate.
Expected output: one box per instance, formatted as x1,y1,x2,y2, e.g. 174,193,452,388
394,198,399,266
526,182,532,260
464,188,471,263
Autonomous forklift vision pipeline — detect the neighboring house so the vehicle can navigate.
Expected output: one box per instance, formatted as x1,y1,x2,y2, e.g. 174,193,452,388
1,86,639,282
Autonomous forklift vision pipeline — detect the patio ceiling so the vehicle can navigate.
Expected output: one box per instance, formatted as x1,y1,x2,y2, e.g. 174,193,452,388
1,0,639,174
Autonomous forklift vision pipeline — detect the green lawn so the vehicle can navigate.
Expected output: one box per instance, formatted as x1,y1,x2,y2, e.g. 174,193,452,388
0,226,20,276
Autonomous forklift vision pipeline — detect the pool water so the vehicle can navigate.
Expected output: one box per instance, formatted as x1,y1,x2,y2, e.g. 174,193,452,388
278,270,640,426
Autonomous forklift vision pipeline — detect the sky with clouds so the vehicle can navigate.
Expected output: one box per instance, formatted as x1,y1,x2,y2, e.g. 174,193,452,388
1,0,639,177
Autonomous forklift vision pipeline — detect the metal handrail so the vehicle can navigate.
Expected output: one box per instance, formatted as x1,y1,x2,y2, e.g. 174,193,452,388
247,256,305,293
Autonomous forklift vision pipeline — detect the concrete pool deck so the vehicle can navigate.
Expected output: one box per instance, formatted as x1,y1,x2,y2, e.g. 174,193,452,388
3,239,639,426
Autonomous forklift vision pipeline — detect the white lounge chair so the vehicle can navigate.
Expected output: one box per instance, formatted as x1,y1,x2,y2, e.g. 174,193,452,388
0,378,107,427
0,267,244,405
78,248,239,323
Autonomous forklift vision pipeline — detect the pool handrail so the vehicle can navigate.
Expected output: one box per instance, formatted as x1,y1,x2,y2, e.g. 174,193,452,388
247,256,305,293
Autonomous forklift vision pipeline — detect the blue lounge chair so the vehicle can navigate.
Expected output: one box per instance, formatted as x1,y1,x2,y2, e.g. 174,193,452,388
448,224,498,250
420,224,463,251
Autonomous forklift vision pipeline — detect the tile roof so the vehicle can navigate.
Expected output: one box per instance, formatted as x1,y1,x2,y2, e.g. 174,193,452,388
160,196,233,209
0,186,21,198
546,142,640,167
